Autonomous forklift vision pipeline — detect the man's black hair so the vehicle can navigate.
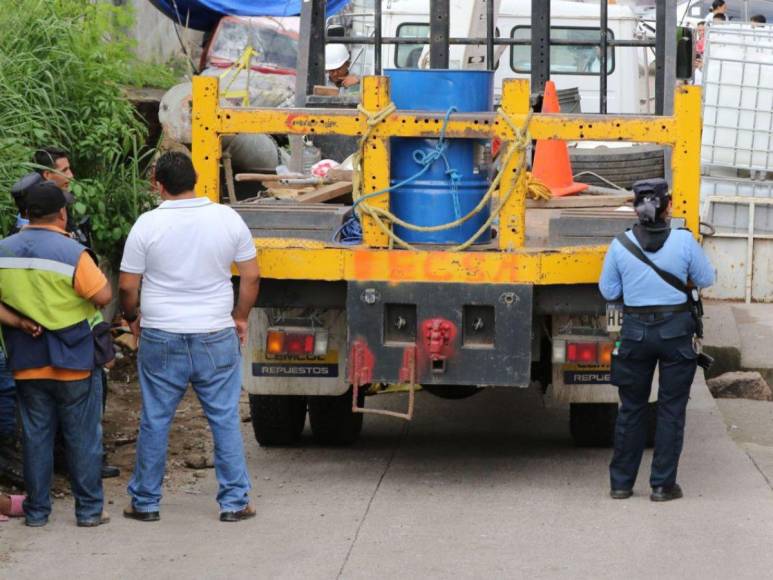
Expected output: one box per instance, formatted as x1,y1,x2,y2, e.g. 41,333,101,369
33,147,68,175
711,0,725,10
154,151,197,195
751,14,767,23
713,13,726,21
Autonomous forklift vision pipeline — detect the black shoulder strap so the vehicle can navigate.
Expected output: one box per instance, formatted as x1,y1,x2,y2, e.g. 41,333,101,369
615,232,689,296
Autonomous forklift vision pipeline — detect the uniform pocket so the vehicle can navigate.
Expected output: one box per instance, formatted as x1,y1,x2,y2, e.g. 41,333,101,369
620,320,645,342
139,333,167,372
676,344,699,361
202,329,239,371
658,312,696,340
610,346,635,386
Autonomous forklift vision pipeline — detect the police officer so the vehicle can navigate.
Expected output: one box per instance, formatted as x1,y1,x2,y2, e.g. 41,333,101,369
599,178,715,502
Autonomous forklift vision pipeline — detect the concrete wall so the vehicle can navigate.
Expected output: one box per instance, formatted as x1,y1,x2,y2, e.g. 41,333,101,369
117,0,203,65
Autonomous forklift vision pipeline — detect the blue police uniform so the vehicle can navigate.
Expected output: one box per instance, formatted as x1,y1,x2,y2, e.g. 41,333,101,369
599,183,715,498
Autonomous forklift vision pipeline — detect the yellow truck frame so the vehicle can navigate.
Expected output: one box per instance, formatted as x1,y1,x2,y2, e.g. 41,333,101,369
192,76,701,286
190,74,701,445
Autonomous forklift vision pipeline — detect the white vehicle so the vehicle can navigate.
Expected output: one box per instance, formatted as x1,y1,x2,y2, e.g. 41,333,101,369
348,0,645,113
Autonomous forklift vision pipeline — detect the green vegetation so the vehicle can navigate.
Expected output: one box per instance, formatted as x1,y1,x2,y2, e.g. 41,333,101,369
0,0,178,267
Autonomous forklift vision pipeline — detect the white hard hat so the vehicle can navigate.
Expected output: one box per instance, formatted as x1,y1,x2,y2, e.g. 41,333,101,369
325,44,350,71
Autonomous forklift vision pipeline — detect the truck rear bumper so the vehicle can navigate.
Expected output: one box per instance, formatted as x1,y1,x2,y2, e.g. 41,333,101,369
347,281,533,387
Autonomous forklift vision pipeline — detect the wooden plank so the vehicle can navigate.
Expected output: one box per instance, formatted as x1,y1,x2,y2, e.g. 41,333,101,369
236,172,304,182
526,194,633,209
296,181,353,204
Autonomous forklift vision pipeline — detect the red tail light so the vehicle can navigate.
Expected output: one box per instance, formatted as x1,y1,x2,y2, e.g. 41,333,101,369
566,342,598,364
284,334,315,355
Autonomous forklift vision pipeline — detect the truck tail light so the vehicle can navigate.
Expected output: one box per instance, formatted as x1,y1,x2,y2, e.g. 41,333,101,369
566,342,598,364
552,339,566,363
265,328,329,356
599,342,615,365
266,331,285,354
284,334,314,354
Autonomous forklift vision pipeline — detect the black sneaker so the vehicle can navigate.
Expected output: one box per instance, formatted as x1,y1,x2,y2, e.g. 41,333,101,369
650,484,683,502
220,503,256,523
77,511,111,528
123,504,160,522
101,464,120,479
610,489,633,500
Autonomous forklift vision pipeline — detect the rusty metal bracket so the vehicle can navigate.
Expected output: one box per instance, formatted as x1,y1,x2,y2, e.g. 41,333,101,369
353,345,415,421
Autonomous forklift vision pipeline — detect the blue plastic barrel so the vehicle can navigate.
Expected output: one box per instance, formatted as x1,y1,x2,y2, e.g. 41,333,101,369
385,69,494,245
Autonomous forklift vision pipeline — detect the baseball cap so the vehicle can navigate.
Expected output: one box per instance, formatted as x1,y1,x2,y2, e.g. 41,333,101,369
633,178,669,201
26,182,68,218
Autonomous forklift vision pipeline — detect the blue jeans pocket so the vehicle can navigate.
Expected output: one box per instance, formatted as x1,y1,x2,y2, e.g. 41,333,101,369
139,332,167,373
202,330,239,371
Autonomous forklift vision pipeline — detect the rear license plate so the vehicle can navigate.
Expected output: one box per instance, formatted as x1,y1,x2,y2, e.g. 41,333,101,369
606,303,624,333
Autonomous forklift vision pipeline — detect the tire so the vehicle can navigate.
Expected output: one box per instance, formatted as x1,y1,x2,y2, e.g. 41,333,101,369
308,387,364,446
249,394,307,447
569,145,665,190
570,403,618,447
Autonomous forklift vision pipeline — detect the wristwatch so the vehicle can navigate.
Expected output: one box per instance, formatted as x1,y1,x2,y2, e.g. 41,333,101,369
123,310,139,323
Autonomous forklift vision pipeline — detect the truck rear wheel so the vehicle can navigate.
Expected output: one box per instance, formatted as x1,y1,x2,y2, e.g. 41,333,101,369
308,387,364,445
570,403,617,447
249,394,307,447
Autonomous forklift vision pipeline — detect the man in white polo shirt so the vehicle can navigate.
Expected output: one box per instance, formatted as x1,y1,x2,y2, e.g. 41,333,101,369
118,152,260,523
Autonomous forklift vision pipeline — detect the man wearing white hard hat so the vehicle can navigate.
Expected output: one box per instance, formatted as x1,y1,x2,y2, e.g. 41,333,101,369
325,44,359,92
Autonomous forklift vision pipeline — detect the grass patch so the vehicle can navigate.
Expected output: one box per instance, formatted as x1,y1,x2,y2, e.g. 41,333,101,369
0,0,177,266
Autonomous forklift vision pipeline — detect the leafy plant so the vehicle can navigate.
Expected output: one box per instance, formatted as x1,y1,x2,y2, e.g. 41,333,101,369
0,0,175,267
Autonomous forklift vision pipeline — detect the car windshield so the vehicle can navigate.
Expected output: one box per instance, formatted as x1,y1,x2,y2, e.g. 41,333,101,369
208,20,298,70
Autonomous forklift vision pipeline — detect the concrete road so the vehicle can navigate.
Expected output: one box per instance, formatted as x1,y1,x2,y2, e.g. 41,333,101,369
2,376,773,580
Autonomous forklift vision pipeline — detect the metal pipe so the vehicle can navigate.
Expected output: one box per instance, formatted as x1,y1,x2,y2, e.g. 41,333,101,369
374,0,382,74
328,36,655,48
600,0,609,113
655,0,665,115
486,0,495,70
531,0,551,99
429,0,450,68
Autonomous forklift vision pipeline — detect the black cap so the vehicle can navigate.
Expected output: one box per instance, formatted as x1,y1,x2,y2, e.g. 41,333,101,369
10,173,44,209
26,182,68,219
633,178,669,201
632,178,670,224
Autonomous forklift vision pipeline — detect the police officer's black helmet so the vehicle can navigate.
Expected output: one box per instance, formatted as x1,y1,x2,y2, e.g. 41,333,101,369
632,178,670,224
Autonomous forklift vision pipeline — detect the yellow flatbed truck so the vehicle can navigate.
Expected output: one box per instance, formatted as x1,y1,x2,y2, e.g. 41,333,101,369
190,72,701,446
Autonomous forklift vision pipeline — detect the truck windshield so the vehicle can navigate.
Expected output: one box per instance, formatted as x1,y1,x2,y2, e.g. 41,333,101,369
510,26,615,75
208,20,298,70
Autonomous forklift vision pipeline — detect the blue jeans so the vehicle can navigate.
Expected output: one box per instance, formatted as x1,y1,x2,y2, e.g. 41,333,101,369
17,373,104,524
128,328,251,513
0,350,16,437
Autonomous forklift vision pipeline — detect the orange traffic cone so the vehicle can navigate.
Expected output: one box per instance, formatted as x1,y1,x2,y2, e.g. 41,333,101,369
532,81,588,197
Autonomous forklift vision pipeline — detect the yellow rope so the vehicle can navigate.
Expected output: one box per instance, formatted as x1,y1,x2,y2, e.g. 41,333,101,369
351,104,548,252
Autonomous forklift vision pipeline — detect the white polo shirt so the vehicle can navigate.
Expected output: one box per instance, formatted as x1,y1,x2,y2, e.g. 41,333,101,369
120,197,257,333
